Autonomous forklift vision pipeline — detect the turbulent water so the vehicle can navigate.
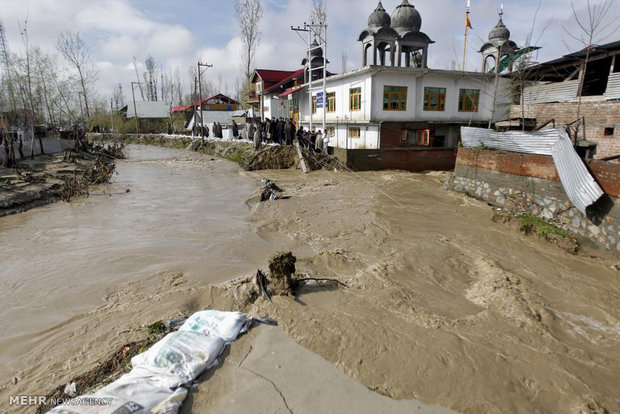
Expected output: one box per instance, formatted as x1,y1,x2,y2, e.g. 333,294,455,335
0,146,300,375
1,145,619,413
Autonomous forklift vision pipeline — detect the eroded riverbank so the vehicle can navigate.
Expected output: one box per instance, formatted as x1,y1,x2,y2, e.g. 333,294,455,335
2,145,619,413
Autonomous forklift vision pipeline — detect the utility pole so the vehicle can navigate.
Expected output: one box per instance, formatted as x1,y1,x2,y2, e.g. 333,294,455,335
197,61,213,142
292,20,328,134
110,98,114,133
131,81,141,135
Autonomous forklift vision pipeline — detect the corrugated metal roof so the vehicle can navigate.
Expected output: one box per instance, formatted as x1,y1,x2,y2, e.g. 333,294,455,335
523,80,579,104
461,127,604,214
604,72,620,100
125,101,170,119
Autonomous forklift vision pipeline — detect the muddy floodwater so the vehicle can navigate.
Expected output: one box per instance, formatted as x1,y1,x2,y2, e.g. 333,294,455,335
1,145,620,413
0,146,303,375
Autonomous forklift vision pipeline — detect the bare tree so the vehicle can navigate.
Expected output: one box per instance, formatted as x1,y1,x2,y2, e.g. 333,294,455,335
0,20,17,124
310,0,327,25
143,55,158,101
20,21,43,157
131,56,145,101
563,0,619,135
56,31,97,121
235,0,263,87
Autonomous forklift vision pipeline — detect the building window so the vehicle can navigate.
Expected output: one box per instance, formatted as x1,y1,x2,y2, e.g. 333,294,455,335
458,89,480,112
401,129,432,147
326,126,335,136
383,86,407,111
424,87,446,111
312,96,317,114
327,92,336,112
349,127,361,138
604,127,615,136
350,87,361,111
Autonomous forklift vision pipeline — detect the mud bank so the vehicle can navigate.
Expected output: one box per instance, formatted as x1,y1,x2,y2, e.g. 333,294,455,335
93,133,340,171
0,150,117,217
3,147,620,414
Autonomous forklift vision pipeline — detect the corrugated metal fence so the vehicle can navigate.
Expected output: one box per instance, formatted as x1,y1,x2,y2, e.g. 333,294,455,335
461,127,604,214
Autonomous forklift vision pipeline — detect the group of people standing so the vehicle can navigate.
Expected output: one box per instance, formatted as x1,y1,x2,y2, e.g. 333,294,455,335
248,118,328,153
249,117,296,150
193,116,328,154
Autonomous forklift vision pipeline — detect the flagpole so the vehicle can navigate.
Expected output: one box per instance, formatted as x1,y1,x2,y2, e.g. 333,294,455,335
462,0,471,71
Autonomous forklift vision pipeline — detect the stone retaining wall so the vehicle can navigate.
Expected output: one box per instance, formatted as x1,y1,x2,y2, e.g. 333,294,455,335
447,147,620,254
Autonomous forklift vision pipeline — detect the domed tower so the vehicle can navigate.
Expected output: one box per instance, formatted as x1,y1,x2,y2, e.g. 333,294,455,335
359,2,399,66
358,1,433,68
390,0,433,68
302,39,329,80
480,9,518,73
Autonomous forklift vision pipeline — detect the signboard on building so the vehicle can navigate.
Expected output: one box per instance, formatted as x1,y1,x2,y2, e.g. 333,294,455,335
316,92,324,109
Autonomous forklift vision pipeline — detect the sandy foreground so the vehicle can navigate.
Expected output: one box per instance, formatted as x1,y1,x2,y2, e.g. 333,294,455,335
2,150,620,413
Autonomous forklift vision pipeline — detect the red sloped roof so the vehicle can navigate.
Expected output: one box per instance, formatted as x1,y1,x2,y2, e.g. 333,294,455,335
254,69,296,82
264,69,304,94
278,86,303,98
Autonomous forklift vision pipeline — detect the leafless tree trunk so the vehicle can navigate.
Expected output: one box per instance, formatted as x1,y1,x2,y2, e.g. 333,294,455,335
235,0,263,88
131,56,145,100
56,31,97,121
20,22,42,157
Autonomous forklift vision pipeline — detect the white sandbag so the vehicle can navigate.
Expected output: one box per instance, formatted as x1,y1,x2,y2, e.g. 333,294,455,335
47,394,149,414
95,368,187,413
179,310,248,342
96,368,187,413
131,331,225,385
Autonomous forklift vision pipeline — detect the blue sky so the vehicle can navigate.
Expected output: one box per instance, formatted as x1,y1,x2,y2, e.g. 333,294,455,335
1,0,619,102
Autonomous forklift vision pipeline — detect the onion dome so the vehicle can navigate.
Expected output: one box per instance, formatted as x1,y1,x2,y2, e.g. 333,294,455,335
391,0,421,34
489,18,510,42
368,2,391,30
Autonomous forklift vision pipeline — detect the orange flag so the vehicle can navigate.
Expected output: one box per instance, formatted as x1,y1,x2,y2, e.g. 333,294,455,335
466,13,473,29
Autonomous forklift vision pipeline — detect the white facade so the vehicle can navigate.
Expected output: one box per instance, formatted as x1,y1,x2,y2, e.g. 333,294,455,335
296,66,510,149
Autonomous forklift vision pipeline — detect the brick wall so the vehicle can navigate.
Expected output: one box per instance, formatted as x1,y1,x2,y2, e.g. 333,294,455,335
588,159,620,198
457,147,620,198
456,148,560,181
511,100,620,158
334,148,456,172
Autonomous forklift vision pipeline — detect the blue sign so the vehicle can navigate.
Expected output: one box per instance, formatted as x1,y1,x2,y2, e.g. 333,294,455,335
316,92,324,108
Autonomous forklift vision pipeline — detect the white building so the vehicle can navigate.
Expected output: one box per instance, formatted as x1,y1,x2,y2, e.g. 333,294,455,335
290,1,512,152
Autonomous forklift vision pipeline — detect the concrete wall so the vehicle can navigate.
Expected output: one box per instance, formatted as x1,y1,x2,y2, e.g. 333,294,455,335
333,147,456,172
447,147,620,254
511,99,620,158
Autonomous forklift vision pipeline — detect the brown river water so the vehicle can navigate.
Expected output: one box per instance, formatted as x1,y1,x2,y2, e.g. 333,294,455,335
1,145,620,413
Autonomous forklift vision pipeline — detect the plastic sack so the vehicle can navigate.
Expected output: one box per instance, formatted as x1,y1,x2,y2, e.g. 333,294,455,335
47,394,149,414
131,331,225,385
179,310,248,343
96,368,187,413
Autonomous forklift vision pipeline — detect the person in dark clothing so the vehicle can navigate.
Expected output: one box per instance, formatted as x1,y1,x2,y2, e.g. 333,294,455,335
284,119,293,145
290,119,296,145
265,118,271,141
296,126,305,145
257,121,264,142
276,117,285,145
269,119,277,143
232,120,239,139
248,121,255,142
309,129,317,151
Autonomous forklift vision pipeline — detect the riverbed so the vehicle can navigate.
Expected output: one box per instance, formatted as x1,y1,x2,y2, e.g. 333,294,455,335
1,145,619,413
